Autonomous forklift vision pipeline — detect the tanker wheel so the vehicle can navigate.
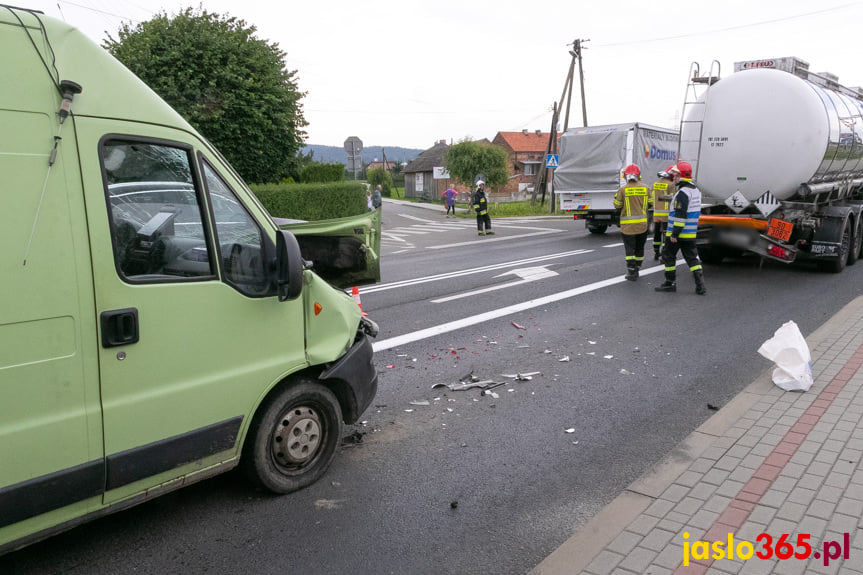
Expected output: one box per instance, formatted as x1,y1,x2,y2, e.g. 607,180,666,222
848,216,862,265
587,223,607,235
697,246,725,265
818,217,850,274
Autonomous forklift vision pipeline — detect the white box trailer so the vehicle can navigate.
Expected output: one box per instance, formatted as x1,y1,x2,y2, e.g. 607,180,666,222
554,123,679,234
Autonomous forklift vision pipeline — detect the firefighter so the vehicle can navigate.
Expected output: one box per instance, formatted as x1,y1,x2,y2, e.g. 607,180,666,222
655,161,706,295
614,164,652,281
651,166,676,260
474,180,494,235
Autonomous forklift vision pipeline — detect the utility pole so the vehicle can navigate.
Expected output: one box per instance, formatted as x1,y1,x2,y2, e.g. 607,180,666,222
570,38,589,127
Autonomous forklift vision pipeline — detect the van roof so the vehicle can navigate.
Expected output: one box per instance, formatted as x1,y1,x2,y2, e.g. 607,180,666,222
1,5,196,134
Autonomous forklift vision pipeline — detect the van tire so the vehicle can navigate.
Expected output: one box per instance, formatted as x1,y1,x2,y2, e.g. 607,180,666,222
242,380,343,493
587,223,607,235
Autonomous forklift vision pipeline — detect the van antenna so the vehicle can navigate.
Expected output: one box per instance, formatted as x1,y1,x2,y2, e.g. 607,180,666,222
23,80,83,266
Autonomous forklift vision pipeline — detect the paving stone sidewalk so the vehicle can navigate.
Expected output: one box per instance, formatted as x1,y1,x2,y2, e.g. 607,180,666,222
532,296,863,575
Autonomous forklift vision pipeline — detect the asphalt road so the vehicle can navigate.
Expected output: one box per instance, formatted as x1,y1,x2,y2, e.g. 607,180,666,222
3,200,862,575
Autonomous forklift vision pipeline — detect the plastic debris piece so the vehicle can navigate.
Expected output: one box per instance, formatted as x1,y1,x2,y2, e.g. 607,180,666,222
432,380,495,391
409,400,430,406
507,389,515,393
543,349,552,354
450,501,458,509
620,369,631,375
572,441,579,445
633,347,640,353
511,321,527,330
707,403,719,411
404,409,414,413
397,354,408,357
586,352,595,356
488,392,499,399
588,341,597,345
565,428,575,434
559,356,570,362
385,365,395,369
446,408,454,413
604,355,614,359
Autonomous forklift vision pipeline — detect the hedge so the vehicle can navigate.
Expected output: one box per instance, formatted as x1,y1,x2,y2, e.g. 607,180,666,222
250,182,367,221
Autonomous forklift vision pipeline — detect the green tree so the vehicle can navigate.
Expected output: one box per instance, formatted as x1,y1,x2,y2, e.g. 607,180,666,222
367,167,394,196
443,139,509,189
104,8,307,184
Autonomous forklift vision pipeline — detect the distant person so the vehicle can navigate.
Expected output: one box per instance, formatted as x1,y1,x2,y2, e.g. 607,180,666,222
655,161,706,295
651,166,676,260
473,180,493,236
443,186,457,216
614,164,652,280
367,188,373,211
372,185,382,210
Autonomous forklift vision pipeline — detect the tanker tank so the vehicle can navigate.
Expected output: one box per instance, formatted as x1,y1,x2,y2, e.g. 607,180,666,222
680,68,863,203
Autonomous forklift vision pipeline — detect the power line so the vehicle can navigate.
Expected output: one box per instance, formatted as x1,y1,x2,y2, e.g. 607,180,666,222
596,2,861,48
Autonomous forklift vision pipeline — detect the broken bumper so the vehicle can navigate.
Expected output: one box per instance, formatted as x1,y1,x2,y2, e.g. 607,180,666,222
320,332,377,424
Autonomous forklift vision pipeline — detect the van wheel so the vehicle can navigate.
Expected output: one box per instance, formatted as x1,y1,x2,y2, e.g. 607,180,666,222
587,223,607,235
242,381,343,493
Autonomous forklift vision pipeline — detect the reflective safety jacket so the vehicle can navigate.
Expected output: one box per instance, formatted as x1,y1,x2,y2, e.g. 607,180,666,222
613,180,652,235
473,189,488,215
651,177,675,222
666,180,702,240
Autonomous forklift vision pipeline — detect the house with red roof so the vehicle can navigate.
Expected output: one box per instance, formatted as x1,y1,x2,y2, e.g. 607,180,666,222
492,130,556,199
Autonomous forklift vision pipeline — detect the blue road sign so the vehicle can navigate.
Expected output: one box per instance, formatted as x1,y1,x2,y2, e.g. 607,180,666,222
546,154,559,168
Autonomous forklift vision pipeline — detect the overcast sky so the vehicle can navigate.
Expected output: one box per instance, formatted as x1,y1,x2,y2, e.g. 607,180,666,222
14,0,863,151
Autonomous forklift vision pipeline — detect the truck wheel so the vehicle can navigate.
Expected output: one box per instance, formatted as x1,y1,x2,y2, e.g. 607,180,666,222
698,246,725,265
587,223,607,235
848,216,862,265
242,380,343,493
818,217,850,273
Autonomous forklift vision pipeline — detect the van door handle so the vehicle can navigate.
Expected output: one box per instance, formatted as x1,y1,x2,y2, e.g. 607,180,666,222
100,308,140,348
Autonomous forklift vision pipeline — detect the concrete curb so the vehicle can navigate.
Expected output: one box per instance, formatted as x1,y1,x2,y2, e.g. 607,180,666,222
530,295,863,574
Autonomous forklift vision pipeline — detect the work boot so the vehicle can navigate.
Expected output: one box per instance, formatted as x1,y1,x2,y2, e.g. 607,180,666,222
654,250,660,261
478,231,484,236
694,270,707,295
654,271,676,292
625,265,638,281
485,230,495,235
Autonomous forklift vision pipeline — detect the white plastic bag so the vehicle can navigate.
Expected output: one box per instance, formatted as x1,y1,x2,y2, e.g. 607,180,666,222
757,320,813,392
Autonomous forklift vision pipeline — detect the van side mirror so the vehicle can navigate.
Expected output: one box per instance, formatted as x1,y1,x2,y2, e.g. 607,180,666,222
275,230,304,301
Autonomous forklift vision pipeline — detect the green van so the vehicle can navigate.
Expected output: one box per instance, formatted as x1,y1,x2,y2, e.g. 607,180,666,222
0,5,379,553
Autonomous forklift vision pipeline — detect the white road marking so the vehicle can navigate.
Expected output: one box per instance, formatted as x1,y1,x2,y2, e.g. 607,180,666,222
372,261,683,352
603,242,624,248
361,249,592,294
427,229,564,249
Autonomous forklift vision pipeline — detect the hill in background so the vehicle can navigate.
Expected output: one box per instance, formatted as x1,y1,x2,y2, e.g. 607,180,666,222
302,144,424,166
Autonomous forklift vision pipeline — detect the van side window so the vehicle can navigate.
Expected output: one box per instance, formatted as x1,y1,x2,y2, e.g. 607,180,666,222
201,161,271,297
102,140,214,281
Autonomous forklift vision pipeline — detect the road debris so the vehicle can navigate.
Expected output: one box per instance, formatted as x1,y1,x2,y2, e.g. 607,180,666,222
559,356,570,362
511,321,527,330
501,371,541,381
434,380,491,391
707,403,719,411
564,428,576,434
481,381,508,396
409,400,430,406
604,355,614,359
619,369,631,375
543,349,552,354
342,430,365,445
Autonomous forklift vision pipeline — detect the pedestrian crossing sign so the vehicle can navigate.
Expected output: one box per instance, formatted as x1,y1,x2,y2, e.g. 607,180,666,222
546,154,559,168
